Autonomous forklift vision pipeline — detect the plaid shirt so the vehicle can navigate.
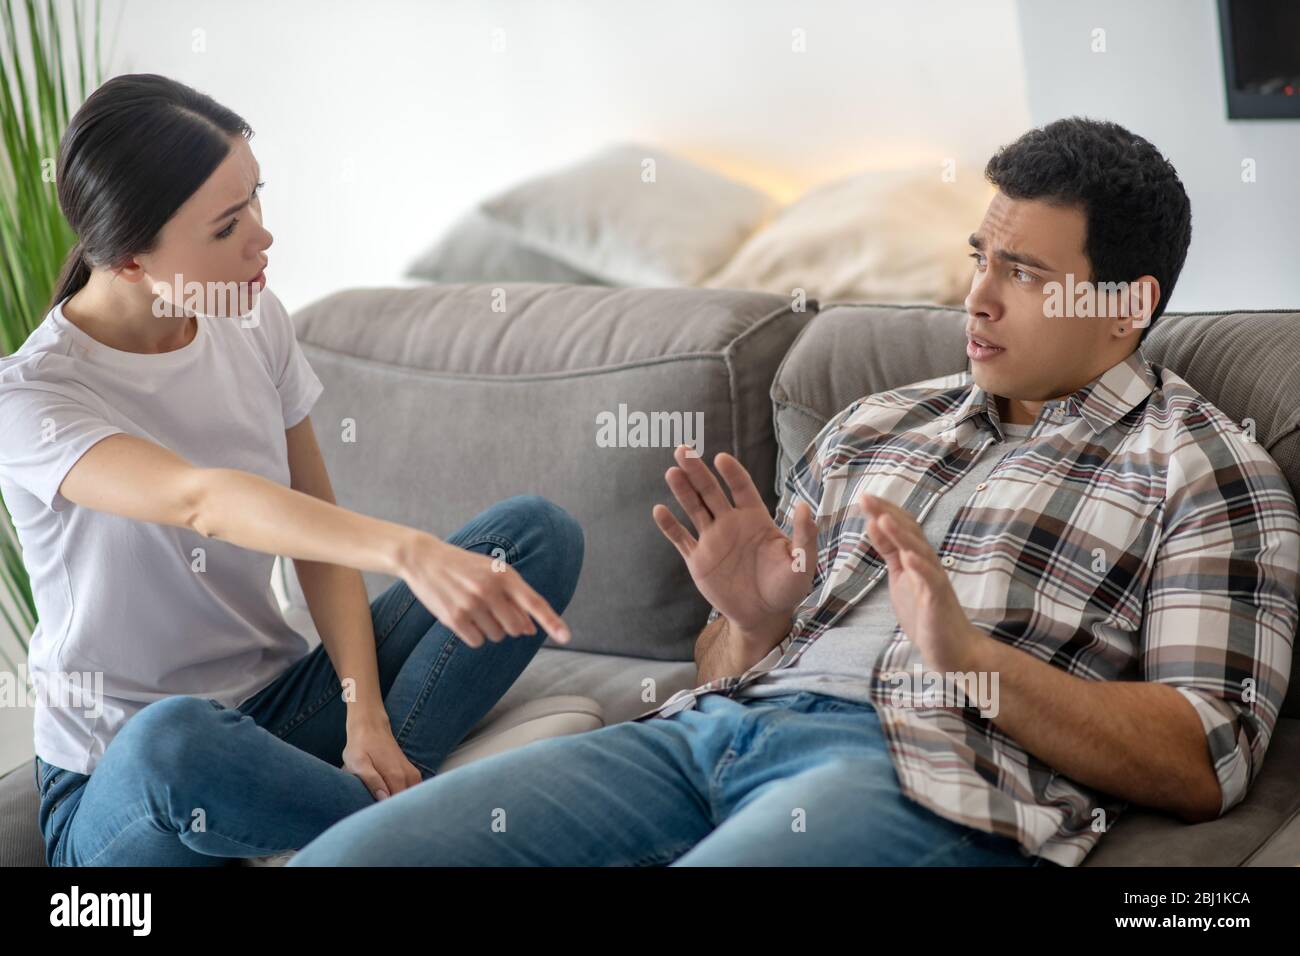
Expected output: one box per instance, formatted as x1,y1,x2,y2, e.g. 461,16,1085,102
631,348,1300,866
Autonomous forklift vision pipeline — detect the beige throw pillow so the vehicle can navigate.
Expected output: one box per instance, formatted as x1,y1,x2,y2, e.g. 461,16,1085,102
703,167,994,305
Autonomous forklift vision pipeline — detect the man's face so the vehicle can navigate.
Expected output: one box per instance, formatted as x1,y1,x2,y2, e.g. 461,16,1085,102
964,191,1139,409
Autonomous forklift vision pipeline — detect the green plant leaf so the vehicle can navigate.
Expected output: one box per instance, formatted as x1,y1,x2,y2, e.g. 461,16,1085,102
0,0,112,661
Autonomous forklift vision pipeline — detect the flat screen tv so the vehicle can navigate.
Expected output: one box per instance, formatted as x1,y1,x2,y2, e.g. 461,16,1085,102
1219,0,1300,118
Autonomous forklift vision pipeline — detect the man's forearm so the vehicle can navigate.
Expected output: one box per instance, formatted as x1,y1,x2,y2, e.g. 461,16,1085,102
190,467,417,577
695,614,791,684
966,632,1223,823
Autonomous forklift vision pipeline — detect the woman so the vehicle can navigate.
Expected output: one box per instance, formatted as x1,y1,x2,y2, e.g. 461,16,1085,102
0,73,584,866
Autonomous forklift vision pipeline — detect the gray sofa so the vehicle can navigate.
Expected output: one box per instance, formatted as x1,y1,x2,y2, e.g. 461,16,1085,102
3,281,1298,866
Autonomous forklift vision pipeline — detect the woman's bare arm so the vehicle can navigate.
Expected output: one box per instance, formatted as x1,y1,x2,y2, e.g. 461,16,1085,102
60,431,414,575
281,416,390,723
57,430,570,647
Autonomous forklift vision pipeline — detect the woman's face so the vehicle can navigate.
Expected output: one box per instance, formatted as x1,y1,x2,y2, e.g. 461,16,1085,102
131,134,273,318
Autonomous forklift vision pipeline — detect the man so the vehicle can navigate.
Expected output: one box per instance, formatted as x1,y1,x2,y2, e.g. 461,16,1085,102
289,117,1299,867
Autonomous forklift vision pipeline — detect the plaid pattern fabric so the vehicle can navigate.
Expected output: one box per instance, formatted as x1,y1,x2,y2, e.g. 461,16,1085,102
631,348,1300,866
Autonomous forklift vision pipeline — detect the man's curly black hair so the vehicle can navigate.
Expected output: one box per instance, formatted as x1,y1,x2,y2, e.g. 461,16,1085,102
983,117,1192,342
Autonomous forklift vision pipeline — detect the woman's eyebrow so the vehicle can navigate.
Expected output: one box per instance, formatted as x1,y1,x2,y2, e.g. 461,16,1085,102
208,164,262,224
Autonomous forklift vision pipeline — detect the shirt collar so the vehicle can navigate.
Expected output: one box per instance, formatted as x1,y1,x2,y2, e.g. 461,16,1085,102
947,348,1158,437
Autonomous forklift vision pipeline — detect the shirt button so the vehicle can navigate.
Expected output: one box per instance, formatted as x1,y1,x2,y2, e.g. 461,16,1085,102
975,482,988,491
941,555,956,568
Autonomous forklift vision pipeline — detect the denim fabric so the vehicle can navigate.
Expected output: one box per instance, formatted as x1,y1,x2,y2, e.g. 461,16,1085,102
290,689,1056,866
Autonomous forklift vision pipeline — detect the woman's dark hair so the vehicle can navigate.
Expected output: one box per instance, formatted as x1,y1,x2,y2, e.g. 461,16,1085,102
47,73,252,312
983,117,1192,342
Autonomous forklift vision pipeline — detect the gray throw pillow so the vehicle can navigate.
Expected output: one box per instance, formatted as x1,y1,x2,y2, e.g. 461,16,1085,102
405,207,608,285
479,143,778,286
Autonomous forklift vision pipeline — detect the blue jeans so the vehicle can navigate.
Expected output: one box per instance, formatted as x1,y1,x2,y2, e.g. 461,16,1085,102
289,689,1056,866
33,494,584,867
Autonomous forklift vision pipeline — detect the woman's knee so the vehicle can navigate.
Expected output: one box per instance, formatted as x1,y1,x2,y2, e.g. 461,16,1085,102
490,495,584,594
111,695,232,777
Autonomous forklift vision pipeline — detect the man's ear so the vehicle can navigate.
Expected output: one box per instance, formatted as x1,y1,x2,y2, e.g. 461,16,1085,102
1112,273,1164,343
1118,275,1161,338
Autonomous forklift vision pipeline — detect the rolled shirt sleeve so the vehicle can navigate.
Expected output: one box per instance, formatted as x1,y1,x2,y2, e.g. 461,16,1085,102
1172,687,1259,816
1141,433,1300,815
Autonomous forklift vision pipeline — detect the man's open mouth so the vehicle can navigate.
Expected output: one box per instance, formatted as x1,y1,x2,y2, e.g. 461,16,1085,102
966,335,1006,361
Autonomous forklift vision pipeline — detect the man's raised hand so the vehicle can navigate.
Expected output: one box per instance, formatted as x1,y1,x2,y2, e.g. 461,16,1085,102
651,445,816,641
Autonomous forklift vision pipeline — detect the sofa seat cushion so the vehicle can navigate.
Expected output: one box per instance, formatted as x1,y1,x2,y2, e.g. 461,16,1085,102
438,694,603,772
0,760,42,867
474,645,699,728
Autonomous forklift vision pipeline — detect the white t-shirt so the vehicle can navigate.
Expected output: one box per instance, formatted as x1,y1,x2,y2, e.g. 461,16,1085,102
0,287,324,774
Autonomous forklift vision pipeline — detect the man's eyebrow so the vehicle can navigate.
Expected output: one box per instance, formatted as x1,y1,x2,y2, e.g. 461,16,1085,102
967,233,1056,273
208,163,262,225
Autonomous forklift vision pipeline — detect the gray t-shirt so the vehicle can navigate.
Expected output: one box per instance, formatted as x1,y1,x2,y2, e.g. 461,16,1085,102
735,419,1041,704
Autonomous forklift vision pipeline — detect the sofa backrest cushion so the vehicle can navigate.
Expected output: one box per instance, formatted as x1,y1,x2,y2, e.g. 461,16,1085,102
288,283,814,662
772,303,1300,716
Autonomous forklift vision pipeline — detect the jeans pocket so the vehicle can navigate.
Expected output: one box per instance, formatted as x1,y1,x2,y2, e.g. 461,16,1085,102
36,758,64,795
809,694,877,716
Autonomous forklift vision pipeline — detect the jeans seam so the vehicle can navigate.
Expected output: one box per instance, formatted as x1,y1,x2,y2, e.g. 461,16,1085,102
75,799,155,867
43,771,77,817
37,758,64,793
628,840,697,866
463,532,519,559
913,830,977,866
76,798,290,865
708,748,738,825
375,588,419,648
42,778,85,865
709,704,789,825
390,630,460,763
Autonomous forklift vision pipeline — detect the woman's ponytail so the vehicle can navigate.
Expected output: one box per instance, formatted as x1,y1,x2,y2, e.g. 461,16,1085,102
46,241,92,313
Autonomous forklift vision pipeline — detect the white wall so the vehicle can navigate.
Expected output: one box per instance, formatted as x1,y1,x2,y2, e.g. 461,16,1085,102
1016,0,1300,312
93,0,1030,312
